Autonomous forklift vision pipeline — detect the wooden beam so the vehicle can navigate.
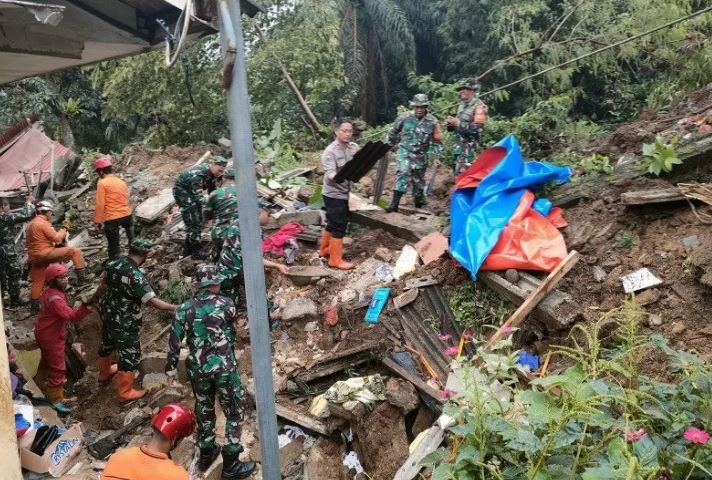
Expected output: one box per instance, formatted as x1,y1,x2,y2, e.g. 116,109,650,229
382,357,443,404
0,299,22,479
275,403,331,436
293,353,371,383
483,250,580,351
620,187,685,205
393,425,445,480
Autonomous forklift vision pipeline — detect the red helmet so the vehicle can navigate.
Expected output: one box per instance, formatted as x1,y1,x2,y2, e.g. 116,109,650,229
93,156,113,170
44,263,69,282
151,403,196,442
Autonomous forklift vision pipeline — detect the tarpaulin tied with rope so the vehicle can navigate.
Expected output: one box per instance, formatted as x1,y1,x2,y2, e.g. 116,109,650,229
450,134,572,278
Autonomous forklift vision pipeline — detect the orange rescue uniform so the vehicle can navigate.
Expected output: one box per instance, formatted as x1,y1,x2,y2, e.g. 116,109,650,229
94,174,131,224
101,445,190,480
26,215,86,299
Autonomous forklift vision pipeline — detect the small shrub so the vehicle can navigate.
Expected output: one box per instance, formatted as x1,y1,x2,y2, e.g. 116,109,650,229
615,231,635,249
641,136,682,176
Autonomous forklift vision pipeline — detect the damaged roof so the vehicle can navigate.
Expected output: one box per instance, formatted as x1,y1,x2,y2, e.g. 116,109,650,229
0,119,72,191
0,0,262,85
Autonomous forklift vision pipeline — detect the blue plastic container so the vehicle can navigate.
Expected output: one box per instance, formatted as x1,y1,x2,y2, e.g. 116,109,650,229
365,288,391,324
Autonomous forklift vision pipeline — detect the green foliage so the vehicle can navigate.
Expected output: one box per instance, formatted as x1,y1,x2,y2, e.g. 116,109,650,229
160,278,192,319
448,283,514,332
426,300,712,479
615,231,635,250
92,38,226,147
254,119,299,172
641,136,683,176
579,153,614,175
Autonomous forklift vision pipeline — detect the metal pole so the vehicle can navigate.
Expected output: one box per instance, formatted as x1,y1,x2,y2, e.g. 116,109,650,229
218,2,280,479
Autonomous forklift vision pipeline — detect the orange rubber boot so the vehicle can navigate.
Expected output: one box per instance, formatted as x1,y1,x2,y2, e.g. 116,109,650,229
319,231,332,257
98,356,118,384
116,371,145,403
328,238,354,270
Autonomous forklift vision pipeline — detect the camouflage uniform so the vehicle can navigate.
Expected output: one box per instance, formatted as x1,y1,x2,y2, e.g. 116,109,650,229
387,110,443,206
0,202,35,303
453,106,486,176
166,265,244,456
204,184,238,259
217,224,243,305
98,256,156,371
173,163,220,247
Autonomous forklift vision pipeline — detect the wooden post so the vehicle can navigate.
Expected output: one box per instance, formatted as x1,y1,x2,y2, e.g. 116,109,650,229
0,297,23,479
483,250,580,351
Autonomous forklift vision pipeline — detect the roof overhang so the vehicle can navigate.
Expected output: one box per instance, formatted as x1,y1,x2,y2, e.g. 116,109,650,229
0,0,262,85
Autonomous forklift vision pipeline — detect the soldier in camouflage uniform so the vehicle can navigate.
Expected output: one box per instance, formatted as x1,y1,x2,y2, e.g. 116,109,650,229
98,238,177,402
217,223,288,307
446,78,488,175
204,168,238,261
165,264,256,478
173,156,227,259
0,196,34,307
385,94,443,212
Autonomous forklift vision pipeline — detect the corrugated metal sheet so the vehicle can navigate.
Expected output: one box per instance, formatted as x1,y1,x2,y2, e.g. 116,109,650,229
0,125,72,191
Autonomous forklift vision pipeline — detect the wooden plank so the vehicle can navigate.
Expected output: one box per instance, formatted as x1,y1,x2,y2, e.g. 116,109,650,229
393,425,445,480
478,271,581,331
0,301,23,479
621,188,685,205
135,188,175,223
274,167,315,182
293,353,371,383
350,209,438,242
483,250,580,351
275,403,331,436
382,357,443,404
193,150,212,167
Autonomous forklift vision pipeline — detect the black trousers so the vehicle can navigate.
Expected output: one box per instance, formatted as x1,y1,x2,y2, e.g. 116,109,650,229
323,195,349,238
104,215,134,259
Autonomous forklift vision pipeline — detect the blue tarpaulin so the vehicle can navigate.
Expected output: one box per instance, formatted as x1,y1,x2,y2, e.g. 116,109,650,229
450,134,572,278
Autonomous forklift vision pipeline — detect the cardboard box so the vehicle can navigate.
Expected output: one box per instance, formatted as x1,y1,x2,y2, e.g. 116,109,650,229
19,423,84,477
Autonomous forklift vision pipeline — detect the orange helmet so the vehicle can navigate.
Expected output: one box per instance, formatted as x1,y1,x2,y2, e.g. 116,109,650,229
44,263,69,282
151,403,196,443
93,156,113,170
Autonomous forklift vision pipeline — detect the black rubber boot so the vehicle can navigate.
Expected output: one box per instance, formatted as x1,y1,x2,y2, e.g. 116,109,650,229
30,299,40,314
385,191,404,213
198,444,221,472
221,450,256,479
414,196,427,208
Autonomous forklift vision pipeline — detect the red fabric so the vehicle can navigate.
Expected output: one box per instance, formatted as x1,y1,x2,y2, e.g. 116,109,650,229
481,191,568,272
546,207,568,228
262,222,304,255
35,288,91,387
454,146,508,189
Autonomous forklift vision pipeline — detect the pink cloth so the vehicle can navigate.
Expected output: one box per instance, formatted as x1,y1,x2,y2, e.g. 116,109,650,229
262,222,304,255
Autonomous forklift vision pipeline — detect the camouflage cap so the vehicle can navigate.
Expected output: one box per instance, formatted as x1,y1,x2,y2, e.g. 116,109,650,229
457,78,480,91
129,237,153,254
223,168,235,179
210,155,228,166
409,93,430,107
192,264,225,288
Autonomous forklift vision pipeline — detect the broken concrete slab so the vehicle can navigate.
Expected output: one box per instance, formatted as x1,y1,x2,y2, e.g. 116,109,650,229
266,209,322,230
286,265,332,287
135,188,174,223
478,270,581,331
354,402,409,480
414,232,449,266
139,351,188,383
280,297,319,322
350,209,439,242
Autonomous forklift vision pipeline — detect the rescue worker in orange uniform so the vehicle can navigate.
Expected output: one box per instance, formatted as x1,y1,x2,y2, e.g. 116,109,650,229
26,200,86,310
34,263,91,414
101,403,196,480
93,155,133,259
